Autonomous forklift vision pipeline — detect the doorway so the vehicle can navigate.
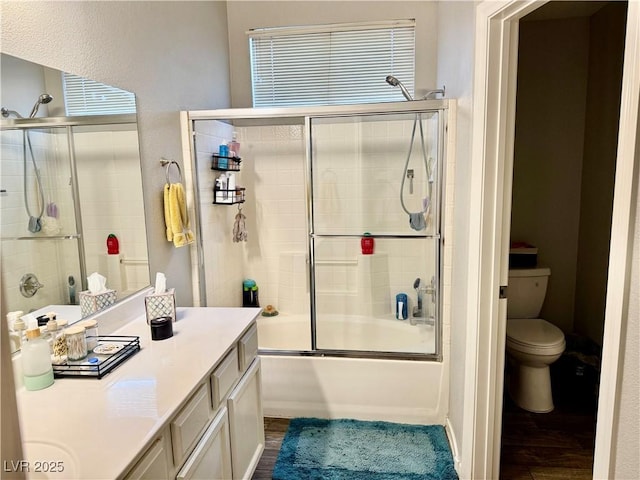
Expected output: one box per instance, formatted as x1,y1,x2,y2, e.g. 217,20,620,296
468,1,640,479
499,3,627,478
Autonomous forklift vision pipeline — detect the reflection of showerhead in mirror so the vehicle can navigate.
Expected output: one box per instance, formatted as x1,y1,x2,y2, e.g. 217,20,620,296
29,93,53,118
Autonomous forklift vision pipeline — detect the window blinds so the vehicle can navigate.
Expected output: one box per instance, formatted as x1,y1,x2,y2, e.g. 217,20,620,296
249,20,415,107
63,73,136,116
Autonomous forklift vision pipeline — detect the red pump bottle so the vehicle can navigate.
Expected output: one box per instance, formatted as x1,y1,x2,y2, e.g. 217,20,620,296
107,234,119,255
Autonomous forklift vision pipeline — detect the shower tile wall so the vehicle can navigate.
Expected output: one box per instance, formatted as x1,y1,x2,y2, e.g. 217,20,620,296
192,120,245,306
1,128,78,311
195,116,451,323
72,128,148,294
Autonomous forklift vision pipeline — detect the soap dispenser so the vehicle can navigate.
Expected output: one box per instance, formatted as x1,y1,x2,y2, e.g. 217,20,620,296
22,327,55,391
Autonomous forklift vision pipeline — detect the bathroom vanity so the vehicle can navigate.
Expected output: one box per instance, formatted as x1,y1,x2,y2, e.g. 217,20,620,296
14,306,264,480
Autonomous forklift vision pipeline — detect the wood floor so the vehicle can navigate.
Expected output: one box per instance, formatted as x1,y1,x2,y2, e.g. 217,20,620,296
500,362,598,480
252,365,597,480
252,417,290,480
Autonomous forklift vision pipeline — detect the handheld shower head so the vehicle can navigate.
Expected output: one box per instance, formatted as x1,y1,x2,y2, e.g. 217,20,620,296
29,93,53,118
385,75,413,101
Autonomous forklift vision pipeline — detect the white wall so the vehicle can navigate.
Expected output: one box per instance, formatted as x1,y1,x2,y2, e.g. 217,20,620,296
226,0,438,107
511,16,590,335
436,0,476,471
1,0,232,306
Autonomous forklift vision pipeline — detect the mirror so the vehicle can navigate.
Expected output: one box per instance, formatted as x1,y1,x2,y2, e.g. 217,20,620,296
1,54,150,353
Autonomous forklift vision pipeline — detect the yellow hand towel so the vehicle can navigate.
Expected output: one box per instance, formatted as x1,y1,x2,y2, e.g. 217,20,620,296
164,182,195,248
163,184,173,242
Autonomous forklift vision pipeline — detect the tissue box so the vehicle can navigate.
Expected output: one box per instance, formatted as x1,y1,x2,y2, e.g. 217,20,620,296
145,288,176,323
79,289,117,317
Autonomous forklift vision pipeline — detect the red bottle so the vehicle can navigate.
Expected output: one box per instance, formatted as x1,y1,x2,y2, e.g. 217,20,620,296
107,234,119,255
361,233,374,255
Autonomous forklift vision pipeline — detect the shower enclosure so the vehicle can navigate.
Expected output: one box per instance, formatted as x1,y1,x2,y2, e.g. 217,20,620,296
183,100,452,360
0,114,148,321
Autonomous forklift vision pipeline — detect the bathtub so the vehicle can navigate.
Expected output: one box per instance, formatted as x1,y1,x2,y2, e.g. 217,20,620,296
257,312,436,353
257,313,447,425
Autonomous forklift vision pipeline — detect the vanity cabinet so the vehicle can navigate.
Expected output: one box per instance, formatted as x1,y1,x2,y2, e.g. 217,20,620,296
228,358,264,479
176,407,232,480
124,430,173,480
123,322,263,480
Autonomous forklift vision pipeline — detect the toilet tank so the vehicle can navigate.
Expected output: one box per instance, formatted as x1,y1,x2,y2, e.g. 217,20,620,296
507,267,551,319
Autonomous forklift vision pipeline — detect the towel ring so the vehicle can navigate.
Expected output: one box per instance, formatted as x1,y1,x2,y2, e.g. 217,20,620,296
160,159,182,183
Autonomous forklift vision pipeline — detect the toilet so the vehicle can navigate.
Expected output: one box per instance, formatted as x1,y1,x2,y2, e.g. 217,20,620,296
506,267,565,413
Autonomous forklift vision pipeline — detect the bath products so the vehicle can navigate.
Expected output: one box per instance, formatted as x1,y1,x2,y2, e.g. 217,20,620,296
107,233,119,254
396,293,408,320
228,131,240,157
218,144,229,169
361,232,374,255
243,279,259,307
22,327,55,391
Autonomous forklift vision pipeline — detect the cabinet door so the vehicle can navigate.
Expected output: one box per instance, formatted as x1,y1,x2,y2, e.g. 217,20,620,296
228,357,264,480
176,407,232,480
124,431,171,480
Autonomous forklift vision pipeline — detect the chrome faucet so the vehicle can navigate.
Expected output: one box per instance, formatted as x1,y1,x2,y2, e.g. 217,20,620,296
411,276,436,326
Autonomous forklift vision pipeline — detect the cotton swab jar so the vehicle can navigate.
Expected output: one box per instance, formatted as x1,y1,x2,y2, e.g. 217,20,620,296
65,326,88,360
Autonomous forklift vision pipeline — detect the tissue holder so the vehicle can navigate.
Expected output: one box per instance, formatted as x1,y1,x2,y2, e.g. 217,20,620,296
145,288,176,323
79,289,117,317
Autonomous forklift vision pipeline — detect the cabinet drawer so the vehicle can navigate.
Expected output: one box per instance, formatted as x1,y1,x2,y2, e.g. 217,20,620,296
238,324,258,371
170,383,212,466
211,346,239,409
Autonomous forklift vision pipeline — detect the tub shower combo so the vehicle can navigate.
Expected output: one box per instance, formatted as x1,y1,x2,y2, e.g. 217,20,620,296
184,91,451,362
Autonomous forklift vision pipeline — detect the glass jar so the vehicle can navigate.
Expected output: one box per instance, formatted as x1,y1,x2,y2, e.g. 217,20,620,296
65,326,87,361
80,319,99,352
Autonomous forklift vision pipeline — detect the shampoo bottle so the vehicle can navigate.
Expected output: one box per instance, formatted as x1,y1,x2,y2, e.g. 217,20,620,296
228,131,240,157
22,327,54,391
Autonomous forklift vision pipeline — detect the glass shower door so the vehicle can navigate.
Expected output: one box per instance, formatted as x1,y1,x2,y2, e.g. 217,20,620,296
309,111,443,356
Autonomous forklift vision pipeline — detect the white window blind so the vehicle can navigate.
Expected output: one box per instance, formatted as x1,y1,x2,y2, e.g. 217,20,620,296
63,73,136,116
249,20,415,107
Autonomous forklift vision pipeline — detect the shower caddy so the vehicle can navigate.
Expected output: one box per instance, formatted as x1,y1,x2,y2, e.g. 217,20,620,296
212,153,245,204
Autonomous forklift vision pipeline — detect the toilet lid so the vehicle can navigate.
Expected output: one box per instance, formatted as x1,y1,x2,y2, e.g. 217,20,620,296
507,318,565,348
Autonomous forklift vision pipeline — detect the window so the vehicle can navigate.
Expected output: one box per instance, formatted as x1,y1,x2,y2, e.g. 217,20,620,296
62,73,136,116
249,20,415,107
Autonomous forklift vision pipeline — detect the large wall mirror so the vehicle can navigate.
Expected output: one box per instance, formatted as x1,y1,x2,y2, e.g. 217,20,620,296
1,53,150,353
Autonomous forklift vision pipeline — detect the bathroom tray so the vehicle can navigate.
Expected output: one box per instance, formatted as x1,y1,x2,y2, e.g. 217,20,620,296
52,335,140,380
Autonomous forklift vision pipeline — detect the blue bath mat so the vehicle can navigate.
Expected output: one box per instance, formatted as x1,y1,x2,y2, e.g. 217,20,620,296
272,417,458,480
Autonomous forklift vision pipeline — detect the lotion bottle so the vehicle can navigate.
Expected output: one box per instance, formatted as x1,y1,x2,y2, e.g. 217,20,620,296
22,327,55,391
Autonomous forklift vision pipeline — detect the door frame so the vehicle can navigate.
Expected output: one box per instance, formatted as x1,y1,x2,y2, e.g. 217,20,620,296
467,1,640,479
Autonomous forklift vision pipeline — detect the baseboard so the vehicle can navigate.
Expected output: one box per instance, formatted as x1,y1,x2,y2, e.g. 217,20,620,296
445,416,462,474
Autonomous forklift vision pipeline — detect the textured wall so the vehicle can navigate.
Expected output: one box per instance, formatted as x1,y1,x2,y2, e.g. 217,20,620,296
226,0,438,107
1,1,232,306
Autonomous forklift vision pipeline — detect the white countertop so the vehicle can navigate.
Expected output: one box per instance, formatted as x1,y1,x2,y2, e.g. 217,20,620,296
16,307,261,480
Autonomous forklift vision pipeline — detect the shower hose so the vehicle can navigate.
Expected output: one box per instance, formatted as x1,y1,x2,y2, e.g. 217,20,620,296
400,113,434,228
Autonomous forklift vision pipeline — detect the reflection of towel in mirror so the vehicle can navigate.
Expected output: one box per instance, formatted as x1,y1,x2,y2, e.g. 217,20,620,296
233,210,247,243
163,183,195,247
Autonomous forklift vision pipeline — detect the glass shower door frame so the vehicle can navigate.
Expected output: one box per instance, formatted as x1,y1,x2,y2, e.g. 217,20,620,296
306,107,447,361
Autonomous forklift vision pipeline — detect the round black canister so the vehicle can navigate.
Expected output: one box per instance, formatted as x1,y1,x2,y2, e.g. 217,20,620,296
150,316,173,341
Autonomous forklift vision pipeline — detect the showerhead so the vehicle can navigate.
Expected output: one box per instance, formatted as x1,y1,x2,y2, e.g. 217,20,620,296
385,75,413,101
28,93,53,118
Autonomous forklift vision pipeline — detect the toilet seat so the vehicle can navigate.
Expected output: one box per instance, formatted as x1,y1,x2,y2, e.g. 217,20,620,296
506,318,565,354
